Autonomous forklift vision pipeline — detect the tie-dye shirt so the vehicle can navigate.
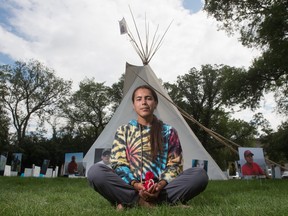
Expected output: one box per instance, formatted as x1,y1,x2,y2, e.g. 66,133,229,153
110,119,183,184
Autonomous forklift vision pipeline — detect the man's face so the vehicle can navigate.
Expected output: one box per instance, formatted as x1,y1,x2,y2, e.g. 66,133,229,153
102,153,110,164
197,160,205,168
245,154,253,163
133,88,157,121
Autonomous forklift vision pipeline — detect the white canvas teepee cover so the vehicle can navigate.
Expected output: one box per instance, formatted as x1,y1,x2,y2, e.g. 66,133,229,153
83,63,227,180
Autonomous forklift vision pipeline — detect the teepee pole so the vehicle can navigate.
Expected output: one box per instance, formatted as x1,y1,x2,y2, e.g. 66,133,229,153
129,6,147,64
120,7,173,65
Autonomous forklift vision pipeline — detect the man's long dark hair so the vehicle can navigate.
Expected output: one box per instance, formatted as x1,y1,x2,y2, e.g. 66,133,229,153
132,85,163,160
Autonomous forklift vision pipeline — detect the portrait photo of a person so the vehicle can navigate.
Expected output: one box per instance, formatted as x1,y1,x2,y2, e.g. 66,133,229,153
192,159,208,172
239,147,268,178
68,155,78,175
241,150,265,176
96,148,112,168
65,152,84,176
11,153,22,173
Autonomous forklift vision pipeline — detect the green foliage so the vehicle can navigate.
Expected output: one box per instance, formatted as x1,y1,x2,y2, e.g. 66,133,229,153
20,136,50,169
164,65,226,131
204,0,288,113
108,73,124,113
262,122,288,163
204,0,288,163
164,64,258,169
0,59,72,145
0,105,10,152
61,78,111,139
0,70,12,151
0,177,288,216
204,0,287,49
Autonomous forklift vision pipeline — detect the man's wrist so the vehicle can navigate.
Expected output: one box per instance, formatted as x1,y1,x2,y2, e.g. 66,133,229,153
158,180,167,188
131,180,139,187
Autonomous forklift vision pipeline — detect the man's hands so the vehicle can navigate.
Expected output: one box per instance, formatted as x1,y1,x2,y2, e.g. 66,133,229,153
135,180,167,202
133,181,145,191
155,180,167,191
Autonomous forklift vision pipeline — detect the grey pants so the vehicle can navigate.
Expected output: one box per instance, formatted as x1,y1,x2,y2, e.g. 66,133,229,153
87,163,208,206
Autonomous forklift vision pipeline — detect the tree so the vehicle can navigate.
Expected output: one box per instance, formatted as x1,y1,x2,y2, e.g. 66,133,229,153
165,64,234,137
0,104,10,152
61,78,111,140
164,64,258,167
261,122,288,163
0,71,10,151
204,0,288,113
211,116,258,169
108,74,124,113
0,60,72,145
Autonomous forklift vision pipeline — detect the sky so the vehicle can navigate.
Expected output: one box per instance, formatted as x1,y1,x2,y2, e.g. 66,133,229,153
0,0,284,131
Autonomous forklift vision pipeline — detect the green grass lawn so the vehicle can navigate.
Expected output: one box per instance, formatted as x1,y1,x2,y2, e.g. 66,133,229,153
0,177,287,216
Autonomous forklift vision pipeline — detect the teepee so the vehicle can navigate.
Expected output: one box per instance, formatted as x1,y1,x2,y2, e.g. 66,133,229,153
83,13,227,180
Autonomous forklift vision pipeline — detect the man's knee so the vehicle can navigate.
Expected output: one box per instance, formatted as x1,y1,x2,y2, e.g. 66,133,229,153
87,163,107,187
185,167,209,189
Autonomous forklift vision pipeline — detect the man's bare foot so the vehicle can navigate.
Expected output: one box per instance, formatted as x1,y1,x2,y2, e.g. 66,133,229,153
116,203,124,211
138,197,155,208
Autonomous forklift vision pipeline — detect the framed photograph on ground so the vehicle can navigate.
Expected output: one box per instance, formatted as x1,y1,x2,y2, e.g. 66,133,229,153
40,159,50,175
0,152,8,176
94,148,112,164
238,147,267,178
227,161,241,179
192,159,208,172
64,152,84,176
11,153,22,173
